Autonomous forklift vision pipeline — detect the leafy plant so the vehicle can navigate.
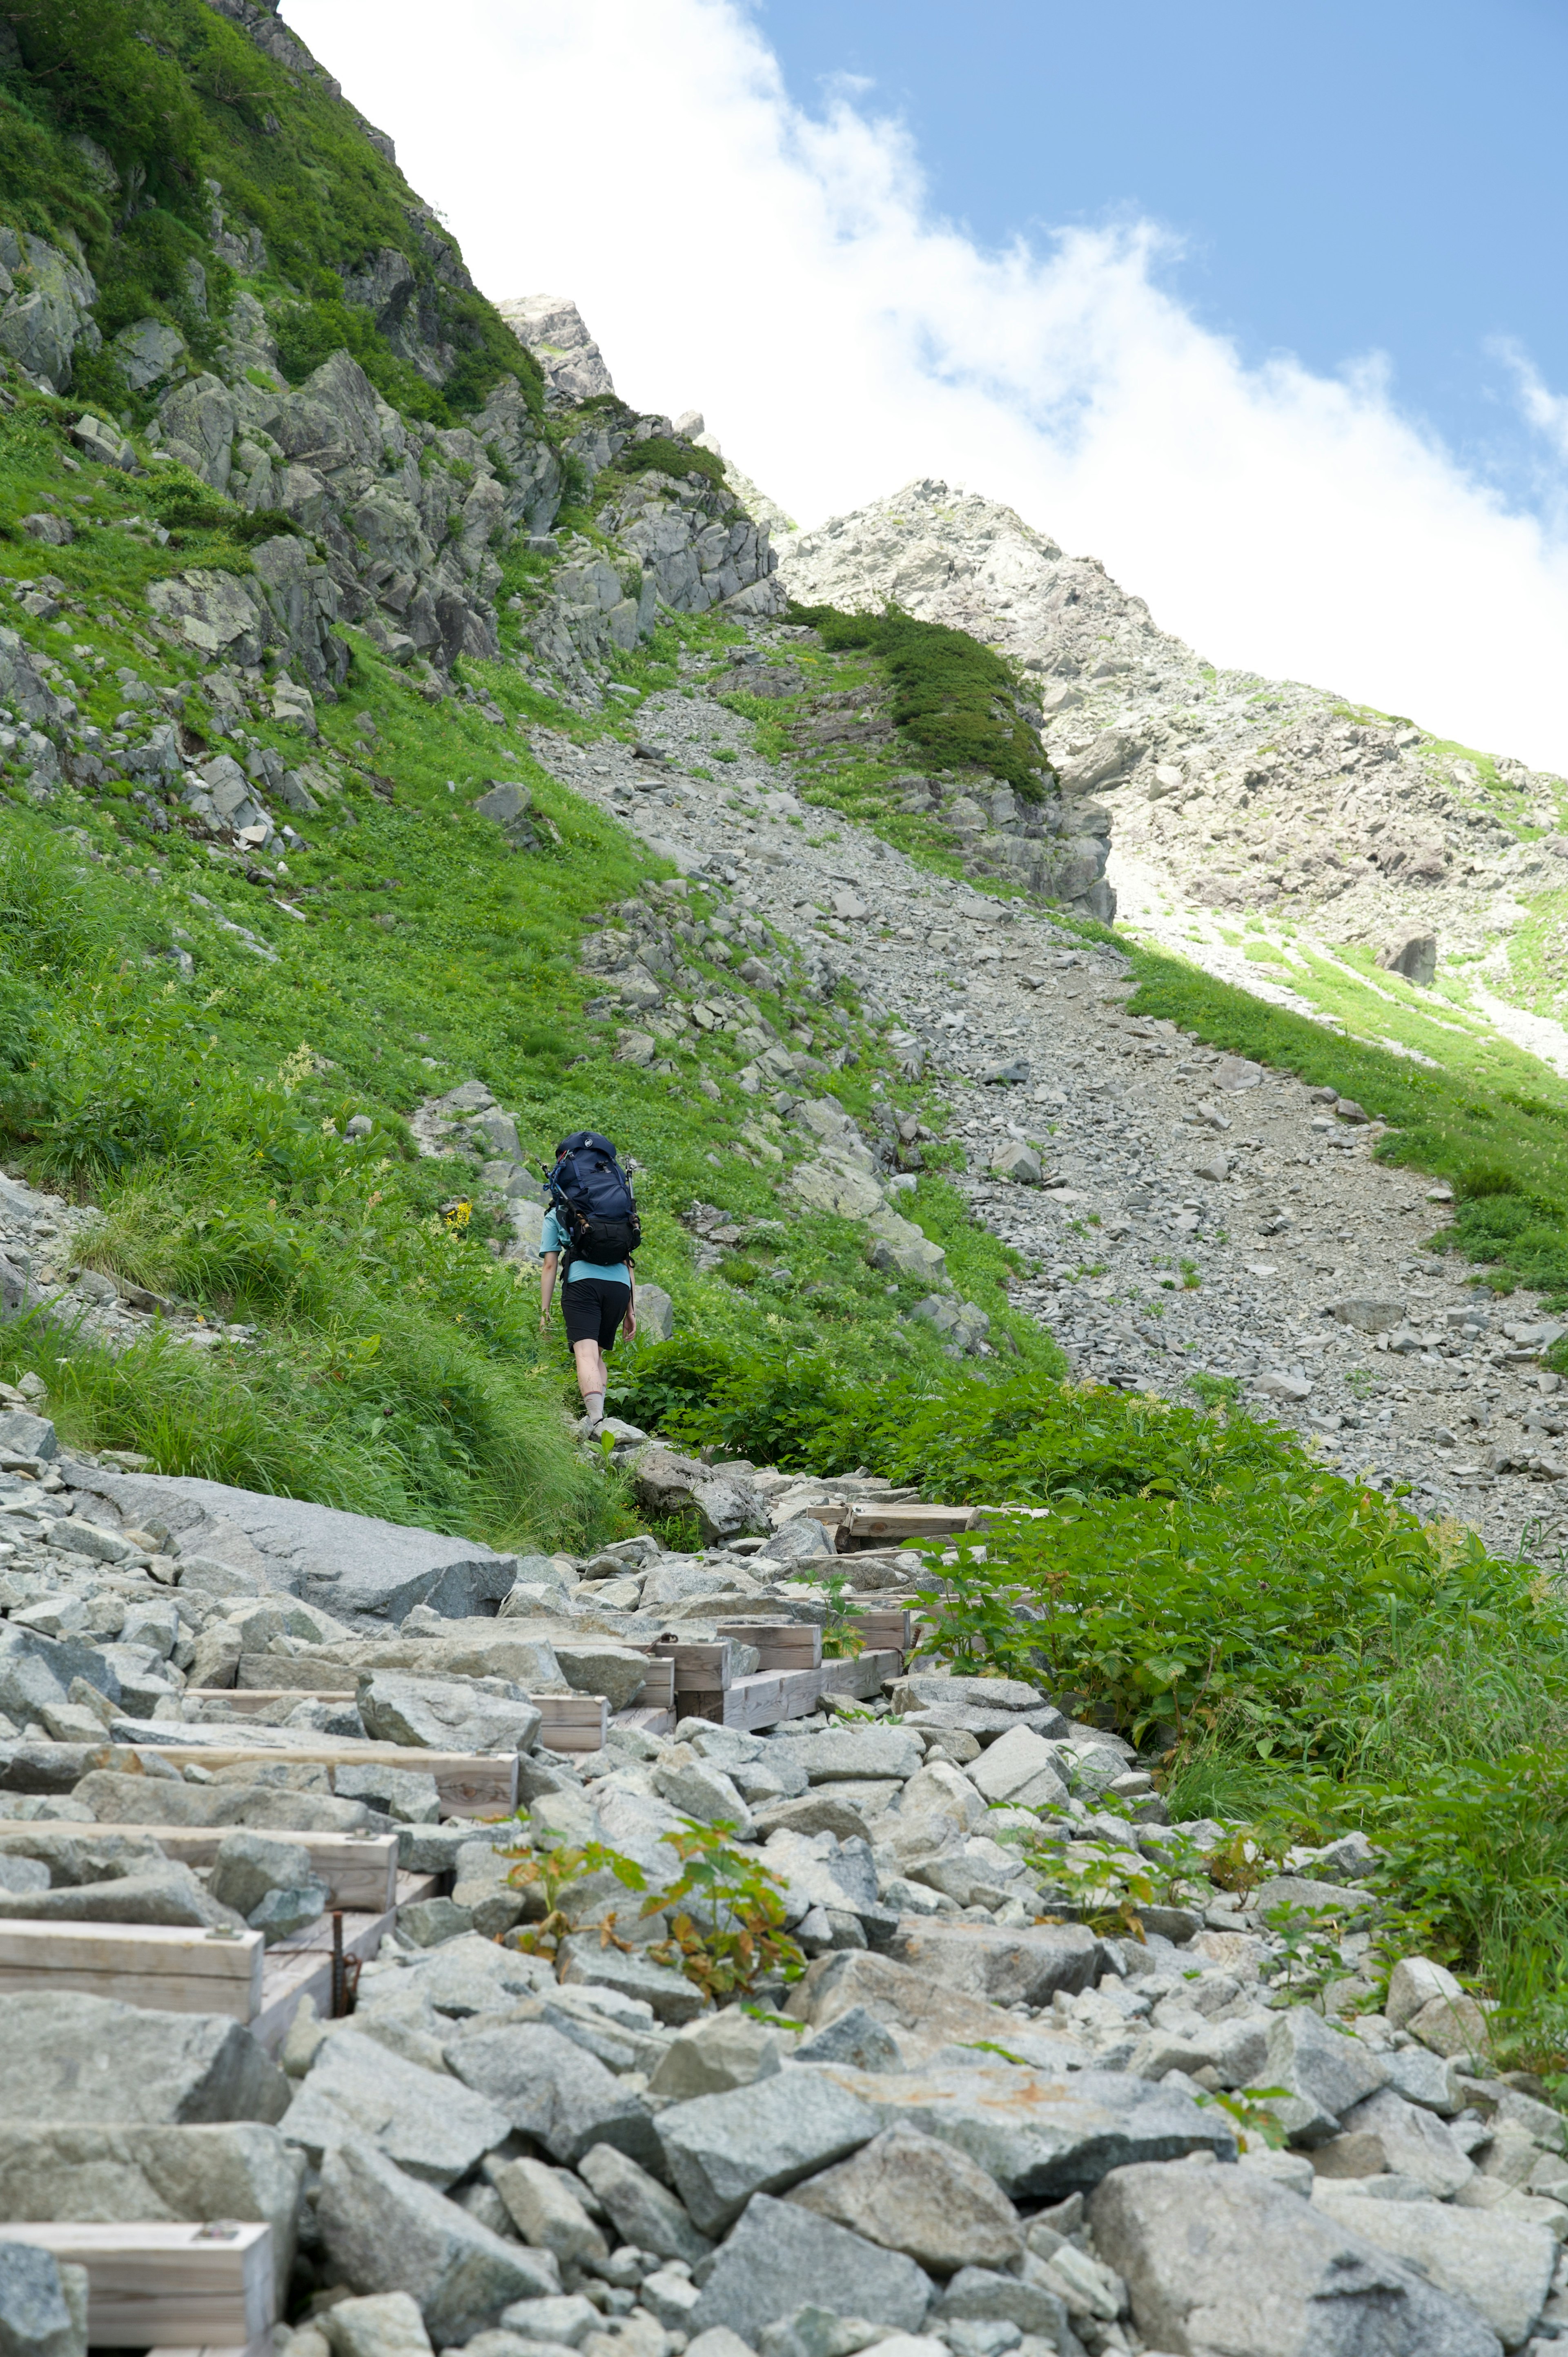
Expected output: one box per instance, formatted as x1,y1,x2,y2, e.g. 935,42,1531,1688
644,1819,805,1997
1195,2086,1292,2154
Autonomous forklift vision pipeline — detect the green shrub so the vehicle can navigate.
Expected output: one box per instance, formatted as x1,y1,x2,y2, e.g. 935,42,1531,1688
788,602,1051,801
614,436,726,491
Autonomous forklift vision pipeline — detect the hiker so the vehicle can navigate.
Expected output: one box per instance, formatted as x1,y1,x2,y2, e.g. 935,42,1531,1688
538,1129,641,1436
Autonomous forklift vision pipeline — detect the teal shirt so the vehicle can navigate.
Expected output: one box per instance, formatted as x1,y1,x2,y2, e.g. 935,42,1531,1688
540,1207,630,1286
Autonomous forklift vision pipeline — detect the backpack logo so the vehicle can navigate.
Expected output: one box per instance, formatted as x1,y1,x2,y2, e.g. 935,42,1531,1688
548,1132,642,1267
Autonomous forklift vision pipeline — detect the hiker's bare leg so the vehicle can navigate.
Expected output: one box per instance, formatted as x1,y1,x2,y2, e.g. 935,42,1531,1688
572,1337,607,1424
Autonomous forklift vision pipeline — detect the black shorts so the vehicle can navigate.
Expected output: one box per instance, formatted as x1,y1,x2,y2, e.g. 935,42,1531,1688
562,1278,632,1350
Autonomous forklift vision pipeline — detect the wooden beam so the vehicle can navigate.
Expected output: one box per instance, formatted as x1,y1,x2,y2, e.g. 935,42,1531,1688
818,1648,903,1702
846,1608,918,1655
613,1704,675,1738
841,1503,976,1541
0,2220,273,2350
0,1826,399,1912
532,1693,608,1755
716,1622,823,1672
650,1639,732,1691
0,1920,264,2020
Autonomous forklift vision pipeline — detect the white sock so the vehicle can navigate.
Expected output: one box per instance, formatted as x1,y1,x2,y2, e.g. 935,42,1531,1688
583,1391,606,1428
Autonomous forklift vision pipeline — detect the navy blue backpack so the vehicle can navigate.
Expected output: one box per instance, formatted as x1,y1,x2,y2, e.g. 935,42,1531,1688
548,1131,642,1269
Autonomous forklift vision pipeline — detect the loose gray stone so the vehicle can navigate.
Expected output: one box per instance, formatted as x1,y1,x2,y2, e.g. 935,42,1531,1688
497,2296,603,2346
1312,2186,1552,2348
210,1830,329,1933
282,2027,512,2186
1337,2087,1473,2199
1091,2161,1503,2356
690,2195,932,2339
657,2069,881,2234
788,2125,1022,2274
491,2158,607,2265
318,2136,560,2343
356,1671,541,1754
444,2022,660,2167
933,2268,1069,2340
786,1729,924,1784
1261,2007,1391,2144
0,1993,288,2124
793,2009,902,2074
554,1933,707,2027
575,2142,712,2267
886,1923,1105,2011
808,2061,1234,2196
321,2290,432,2357
0,2243,84,2357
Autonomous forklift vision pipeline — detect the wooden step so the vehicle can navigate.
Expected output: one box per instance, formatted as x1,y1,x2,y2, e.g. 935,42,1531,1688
0,1920,265,2019
0,1824,399,1911
187,1688,354,1715
840,1503,976,1542
0,2220,273,2350
846,1607,920,1655
818,1647,904,1702
532,1693,608,1754
716,1621,823,1672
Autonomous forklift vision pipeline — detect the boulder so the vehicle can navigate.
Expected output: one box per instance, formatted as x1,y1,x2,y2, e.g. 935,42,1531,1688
576,2142,712,2267
885,1922,1104,2011
786,1728,923,1784
1091,2161,1503,2357
809,2060,1234,2195
44,1463,521,1621
318,2136,558,2346
1336,2087,1474,2199
321,2292,432,2357
690,2195,932,2341
281,2027,512,2186
491,2157,607,2265
1261,2007,1390,2144
210,1831,329,1940
788,2125,1022,2274
0,2243,84,2357
964,1725,1067,1811
0,1994,288,2125
0,2123,304,2304
555,1935,708,2025
1378,930,1437,986
657,2072,881,2234
1313,2186,1550,2347
444,2021,660,2167
630,1449,769,1543
648,2012,794,2101
356,1672,541,1754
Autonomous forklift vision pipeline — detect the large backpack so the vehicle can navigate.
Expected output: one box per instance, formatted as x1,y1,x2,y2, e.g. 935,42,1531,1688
548,1131,642,1270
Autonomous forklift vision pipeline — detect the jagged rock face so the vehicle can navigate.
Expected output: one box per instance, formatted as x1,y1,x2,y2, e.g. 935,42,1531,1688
154,321,560,675
498,295,617,404
780,479,1568,962
0,227,100,394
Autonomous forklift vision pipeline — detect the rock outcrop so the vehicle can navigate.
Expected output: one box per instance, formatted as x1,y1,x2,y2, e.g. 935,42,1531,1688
779,478,1568,969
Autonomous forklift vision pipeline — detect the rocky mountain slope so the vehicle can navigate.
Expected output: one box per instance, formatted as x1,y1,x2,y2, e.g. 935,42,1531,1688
778,481,1568,1017
0,10,1566,2355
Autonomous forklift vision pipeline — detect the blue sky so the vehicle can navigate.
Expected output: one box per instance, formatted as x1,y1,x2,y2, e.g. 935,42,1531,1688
761,0,1568,502
294,0,1568,766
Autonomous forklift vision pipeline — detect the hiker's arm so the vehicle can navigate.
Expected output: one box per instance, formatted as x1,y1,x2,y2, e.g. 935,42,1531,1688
623,1266,636,1340
539,1251,558,1332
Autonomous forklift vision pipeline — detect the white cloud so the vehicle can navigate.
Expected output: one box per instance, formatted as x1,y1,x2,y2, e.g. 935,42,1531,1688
290,0,1568,771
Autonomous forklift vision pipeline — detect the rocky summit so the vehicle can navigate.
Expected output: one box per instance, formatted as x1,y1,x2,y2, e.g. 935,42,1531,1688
779,479,1568,1058
0,7,1566,2357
